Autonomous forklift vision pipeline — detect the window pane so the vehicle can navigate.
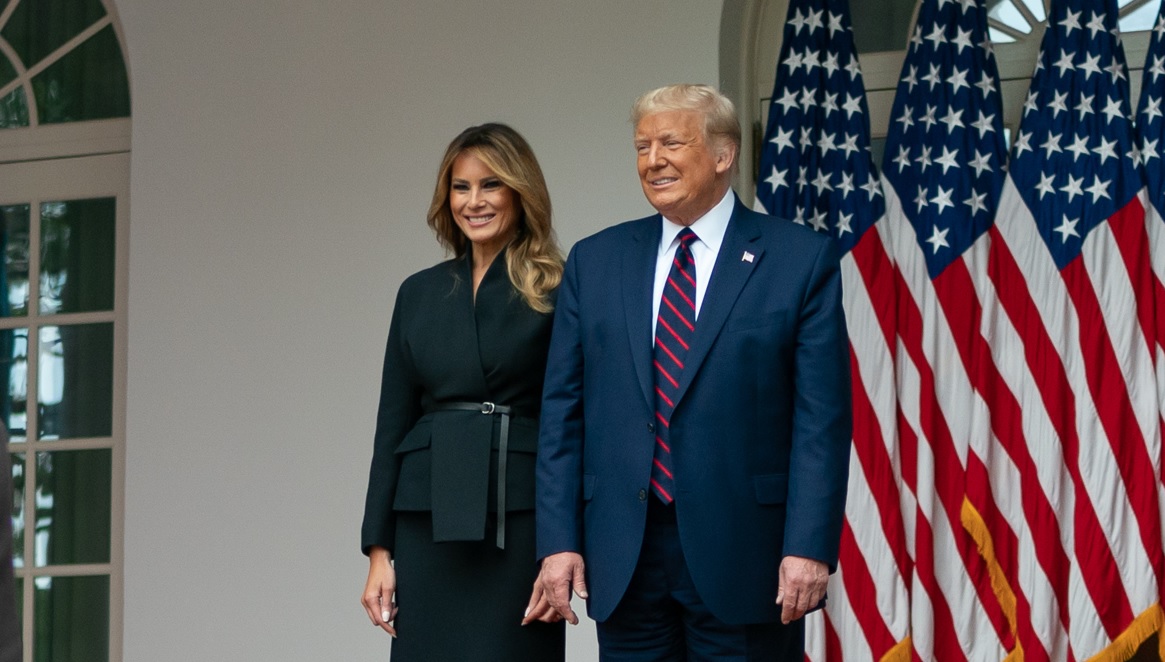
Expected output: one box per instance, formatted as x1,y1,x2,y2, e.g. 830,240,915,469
38,324,112,440
9,452,22,568
32,25,129,125
1,328,29,442
988,0,1033,34
13,577,21,624
0,54,15,89
0,87,30,130
34,449,110,566
40,198,115,315
852,0,915,53
0,0,107,70
1121,0,1162,31
33,575,109,662
1,205,31,318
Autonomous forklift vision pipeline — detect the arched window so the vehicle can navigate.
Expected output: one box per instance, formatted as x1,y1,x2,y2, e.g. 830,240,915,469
0,0,129,660
725,0,1161,202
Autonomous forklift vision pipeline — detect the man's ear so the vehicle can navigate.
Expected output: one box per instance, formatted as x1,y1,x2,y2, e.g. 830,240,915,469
714,141,738,175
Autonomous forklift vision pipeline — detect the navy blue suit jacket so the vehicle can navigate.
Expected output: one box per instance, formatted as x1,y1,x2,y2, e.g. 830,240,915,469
535,197,852,624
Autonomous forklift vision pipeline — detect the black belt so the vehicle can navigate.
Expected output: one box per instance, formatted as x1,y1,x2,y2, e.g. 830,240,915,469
427,401,515,549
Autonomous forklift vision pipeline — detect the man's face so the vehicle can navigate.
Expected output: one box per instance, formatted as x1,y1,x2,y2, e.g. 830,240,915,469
635,110,732,226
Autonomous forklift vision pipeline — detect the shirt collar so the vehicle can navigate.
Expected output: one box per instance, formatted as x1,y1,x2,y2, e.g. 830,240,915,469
658,188,735,255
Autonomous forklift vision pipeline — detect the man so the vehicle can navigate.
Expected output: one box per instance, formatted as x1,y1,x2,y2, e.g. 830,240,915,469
529,85,851,659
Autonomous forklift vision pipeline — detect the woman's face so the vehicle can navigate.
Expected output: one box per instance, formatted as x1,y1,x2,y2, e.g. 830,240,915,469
450,152,519,258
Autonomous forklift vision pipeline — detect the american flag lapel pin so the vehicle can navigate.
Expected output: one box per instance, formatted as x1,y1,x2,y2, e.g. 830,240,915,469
742,251,754,263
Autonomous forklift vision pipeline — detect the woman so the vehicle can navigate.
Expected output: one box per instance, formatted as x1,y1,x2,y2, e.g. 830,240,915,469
359,123,565,660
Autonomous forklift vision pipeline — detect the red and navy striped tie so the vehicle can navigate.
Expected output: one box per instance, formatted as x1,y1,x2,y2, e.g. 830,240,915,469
651,227,697,504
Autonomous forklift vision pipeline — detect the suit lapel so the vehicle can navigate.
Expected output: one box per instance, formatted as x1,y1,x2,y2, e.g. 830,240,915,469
673,202,764,406
623,216,662,411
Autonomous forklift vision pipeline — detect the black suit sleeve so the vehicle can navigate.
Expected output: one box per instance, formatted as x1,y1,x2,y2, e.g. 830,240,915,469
361,284,423,556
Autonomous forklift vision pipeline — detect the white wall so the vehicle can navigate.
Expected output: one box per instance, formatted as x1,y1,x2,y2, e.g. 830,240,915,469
116,1,724,660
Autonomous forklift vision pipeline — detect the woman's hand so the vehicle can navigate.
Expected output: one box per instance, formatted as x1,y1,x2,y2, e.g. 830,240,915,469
521,577,564,625
361,546,398,637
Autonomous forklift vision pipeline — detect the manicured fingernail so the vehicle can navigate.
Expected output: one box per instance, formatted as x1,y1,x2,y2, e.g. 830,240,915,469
382,610,390,621
524,607,531,618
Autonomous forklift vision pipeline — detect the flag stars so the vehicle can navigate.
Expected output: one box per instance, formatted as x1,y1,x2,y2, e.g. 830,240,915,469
1049,90,1069,118
1086,176,1111,203
952,27,973,54
1060,8,1081,36
894,145,912,172
845,58,862,80
810,209,828,232
1054,49,1076,77
931,186,955,214
911,25,924,50
842,93,864,119
860,178,882,199
1142,137,1160,164
1054,215,1080,243
947,67,970,95
838,171,855,198
1144,97,1163,124
765,166,787,192
964,189,988,216
822,92,839,117
1130,141,1144,167
916,145,934,172
1105,59,1126,83
969,149,993,177
805,8,824,34
940,107,965,133
921,104,939,132
799,126,814,151
897,105,915,131
1013,131,1033,158
971,111,995,138
796,166,809,192
1156,13,1165,38
1075,93,1095,121
1086,11,1106,38
1078,52,1101,80
788,8,807,34
783,50,804,73
840,133,860,159
770,126,794,153
935,146,960,174
1041,132,1063,158
1101,96,1123,124
926,225,951,254
904,65,919,92
1061,174,1084,203
1066,134,1090,161
802,49,821,74
1094,137,1117,165
1149,55,1165,83
975,71,996,97
1035,172,1056,199
836,212,853,236
922,63,943,90
822,51,840,77
812,170,832,195
827,12,845,37
925,24,947,49
775,88,799,114
817,131,837,156
800,88,818,112
914,185,930,212
1023,90,1039,116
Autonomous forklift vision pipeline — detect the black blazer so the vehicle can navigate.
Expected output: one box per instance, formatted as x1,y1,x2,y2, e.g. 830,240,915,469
361,249,555,554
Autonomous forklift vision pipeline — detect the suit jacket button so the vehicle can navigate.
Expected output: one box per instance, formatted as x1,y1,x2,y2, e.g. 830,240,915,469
647,422,655,433
638,489,647,501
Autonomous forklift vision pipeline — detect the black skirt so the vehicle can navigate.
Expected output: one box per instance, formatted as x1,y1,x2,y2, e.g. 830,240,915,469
390,510,565,662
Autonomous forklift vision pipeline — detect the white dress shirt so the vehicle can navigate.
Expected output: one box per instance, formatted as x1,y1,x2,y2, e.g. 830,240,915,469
652,189,734,334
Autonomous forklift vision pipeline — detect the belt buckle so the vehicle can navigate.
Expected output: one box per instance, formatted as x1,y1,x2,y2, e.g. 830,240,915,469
480,401,496,415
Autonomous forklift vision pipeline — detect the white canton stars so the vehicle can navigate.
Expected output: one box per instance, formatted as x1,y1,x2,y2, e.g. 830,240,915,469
881,0,1005,270
1009,2,1140,259
755,0,883,245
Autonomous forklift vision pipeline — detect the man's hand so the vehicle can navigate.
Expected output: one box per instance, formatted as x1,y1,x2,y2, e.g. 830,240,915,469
531,551,587,625
775,555,828,624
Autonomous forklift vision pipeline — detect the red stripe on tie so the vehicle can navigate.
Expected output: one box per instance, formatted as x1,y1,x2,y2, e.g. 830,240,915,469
650,478,672,502
663,297,694,331
655,386,674,408
653,458,673,479
655,411,669,428
658,317,689,350
656,436,670,453
668,277,696,309
654,360,679,388
675,258,697,288
656,338,684,369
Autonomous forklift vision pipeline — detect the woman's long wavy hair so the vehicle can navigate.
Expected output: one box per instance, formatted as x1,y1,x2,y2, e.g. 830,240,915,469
427,123,563,313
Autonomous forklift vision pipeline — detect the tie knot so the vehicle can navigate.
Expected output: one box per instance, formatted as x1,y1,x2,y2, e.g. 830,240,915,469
677,228,698,248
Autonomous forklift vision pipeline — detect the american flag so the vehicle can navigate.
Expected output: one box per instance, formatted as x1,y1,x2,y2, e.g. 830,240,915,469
988,0,1164,657
754,0,910,658
1135,0,1165,500
879,0,1016,659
